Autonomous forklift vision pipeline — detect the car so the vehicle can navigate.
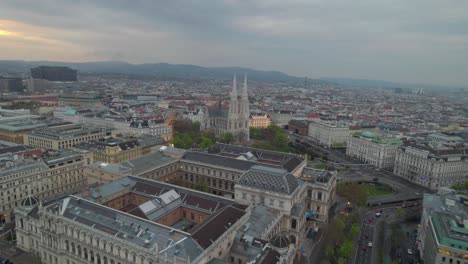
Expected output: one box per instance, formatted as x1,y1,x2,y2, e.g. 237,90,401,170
402,203,407,208
368,242,373,247
375,212,382,217
361,246,368,251
407,248,413,254
367,217,373,223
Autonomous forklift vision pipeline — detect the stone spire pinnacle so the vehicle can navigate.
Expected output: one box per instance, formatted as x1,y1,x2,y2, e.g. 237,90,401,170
242,74,248,97
231,75,238,99
229,75,239,115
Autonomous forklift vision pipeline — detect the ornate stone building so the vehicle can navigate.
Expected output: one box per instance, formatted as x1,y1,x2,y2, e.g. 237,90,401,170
0,150,87,223
205,76,250,142
15,176,296,264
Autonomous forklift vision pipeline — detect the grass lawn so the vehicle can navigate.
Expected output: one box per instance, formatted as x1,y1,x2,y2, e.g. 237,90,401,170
363,184,393,196
313,163,327,169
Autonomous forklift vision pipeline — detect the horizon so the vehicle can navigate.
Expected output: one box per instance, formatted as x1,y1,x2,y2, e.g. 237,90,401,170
2,59,466,89
1,1,468,87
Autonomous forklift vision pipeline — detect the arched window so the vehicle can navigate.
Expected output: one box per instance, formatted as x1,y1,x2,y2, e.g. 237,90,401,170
291,219,297,229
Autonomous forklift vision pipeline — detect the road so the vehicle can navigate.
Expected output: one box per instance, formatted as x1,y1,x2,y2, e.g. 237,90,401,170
290,133,428,264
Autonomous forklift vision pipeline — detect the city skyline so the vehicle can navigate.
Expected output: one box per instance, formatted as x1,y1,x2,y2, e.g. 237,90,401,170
1,0,468,87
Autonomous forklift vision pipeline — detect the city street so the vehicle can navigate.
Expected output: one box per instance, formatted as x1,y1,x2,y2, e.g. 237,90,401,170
0,239,40,264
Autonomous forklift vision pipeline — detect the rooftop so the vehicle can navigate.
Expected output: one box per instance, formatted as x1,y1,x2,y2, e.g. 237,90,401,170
49,196,203,261
121,152,177,175
74,176,248,252
353,131,402,145
0,115,47,132
30,124,109,140
208,143,304,172
423,191,468,251
183,151,257,171
238,165,301,195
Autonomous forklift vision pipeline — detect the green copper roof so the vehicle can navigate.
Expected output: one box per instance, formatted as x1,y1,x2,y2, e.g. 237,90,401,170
353,131,402,145
361,131,376,138
64,109,77,115
431,212,468,250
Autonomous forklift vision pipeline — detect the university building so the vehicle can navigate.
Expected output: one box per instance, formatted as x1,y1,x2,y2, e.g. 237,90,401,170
15,175,300,264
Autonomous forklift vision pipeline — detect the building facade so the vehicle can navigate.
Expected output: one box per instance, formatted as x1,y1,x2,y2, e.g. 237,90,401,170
23,79,51,93
394,143,468,190
0,115,47,144
57,112,172,141
308,120,350,148
31,66,77,82
205,76,250,142
0,77,23,93
346,131,402,169
288,120,309,136
74,136,162,164
24,124,111,150
417,190,468,264
300,167,337,222
15,176,253,264
249,113,271,128
0,150,86,223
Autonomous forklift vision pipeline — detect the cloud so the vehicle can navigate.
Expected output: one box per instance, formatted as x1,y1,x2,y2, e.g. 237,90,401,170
0,0,467,86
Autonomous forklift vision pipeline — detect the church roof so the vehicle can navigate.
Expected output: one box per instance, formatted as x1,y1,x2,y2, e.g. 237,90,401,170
238,165,300,195
207,107,228,118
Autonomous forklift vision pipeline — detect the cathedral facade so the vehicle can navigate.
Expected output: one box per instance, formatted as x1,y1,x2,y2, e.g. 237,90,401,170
205,75,250,142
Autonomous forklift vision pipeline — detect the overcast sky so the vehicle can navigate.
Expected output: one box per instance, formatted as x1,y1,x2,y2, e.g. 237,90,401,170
1,0,468,86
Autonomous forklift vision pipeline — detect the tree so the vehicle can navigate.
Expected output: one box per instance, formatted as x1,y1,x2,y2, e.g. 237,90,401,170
325,244,335,262
337,258,347,264
192,121,201,132
199,136,214,149
350,223,360,237
220,132,234,144
338,240,354,259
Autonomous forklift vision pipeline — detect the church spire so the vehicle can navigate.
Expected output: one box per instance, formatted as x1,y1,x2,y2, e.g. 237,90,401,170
231,75,238,99
242,74,248,98
229,75,239,115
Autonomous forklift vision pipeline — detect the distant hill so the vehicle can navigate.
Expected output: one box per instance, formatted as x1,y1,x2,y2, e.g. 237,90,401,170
321,77,466,91
0,60,322,83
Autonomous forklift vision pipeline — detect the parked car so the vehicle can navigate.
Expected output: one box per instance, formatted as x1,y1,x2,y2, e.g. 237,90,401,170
368,242,373,247
407,248,413,254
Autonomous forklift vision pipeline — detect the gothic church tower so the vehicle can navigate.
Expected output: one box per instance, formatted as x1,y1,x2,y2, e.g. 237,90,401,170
228,75,250,142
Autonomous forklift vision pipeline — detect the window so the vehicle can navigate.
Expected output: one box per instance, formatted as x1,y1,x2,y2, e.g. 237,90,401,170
242,193,246,199
279,201,284,208
291,219,297,229
317,192,322,200
269,199,274,205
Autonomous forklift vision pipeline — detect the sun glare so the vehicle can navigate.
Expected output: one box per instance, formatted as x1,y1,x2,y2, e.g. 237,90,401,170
0,29,16,36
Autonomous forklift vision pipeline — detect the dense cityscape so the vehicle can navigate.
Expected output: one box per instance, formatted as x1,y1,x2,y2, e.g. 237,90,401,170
0,64,466,264
1,1,468,264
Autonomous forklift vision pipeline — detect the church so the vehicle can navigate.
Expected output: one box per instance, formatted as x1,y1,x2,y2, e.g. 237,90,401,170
205,75,250,142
